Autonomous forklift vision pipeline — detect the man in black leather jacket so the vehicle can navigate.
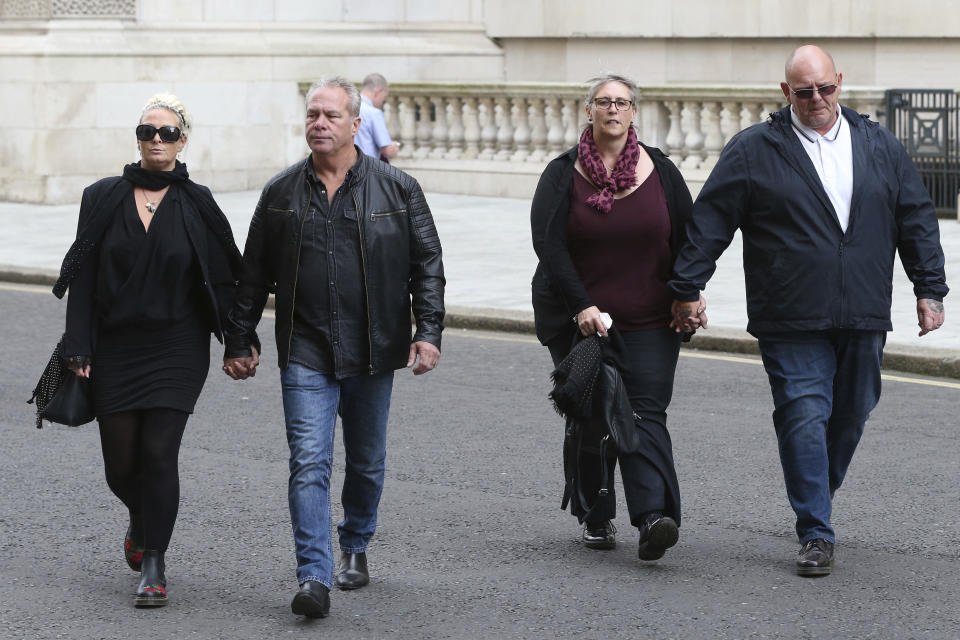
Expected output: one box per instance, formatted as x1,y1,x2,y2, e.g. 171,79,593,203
223,77,444,618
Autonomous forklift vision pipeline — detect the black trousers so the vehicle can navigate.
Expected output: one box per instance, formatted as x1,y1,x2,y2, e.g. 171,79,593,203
549,327,681,527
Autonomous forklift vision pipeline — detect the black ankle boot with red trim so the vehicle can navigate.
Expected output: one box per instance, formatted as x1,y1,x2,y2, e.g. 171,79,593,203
134,550,167,608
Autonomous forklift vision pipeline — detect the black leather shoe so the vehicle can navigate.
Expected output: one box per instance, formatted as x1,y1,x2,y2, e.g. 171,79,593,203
334,552,370,590
637,513,679,561
796,539,834,576
134,550,167,608
582,520,616,550
291,581,330,618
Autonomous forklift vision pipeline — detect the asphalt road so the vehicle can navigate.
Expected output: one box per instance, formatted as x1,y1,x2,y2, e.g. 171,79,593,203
2,282,959,640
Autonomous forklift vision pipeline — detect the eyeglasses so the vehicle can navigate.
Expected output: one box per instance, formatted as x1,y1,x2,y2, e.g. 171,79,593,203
788,83,838,100
135,124,182,143
592,98,634,111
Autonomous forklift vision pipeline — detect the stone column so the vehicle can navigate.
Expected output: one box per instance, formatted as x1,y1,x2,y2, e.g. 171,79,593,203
461,97,480,159
664,101,684,162
494,96,513,160
700,102,724,170
680,101,704,170
527,97,548,163
414,96,432,159
398,96,417,157
445,97,465,160
478,97,497,160
429,96,449,159
740,103,762,131
720,101,740,145
545,98,565,155
563,98,580,148
510,97,531,162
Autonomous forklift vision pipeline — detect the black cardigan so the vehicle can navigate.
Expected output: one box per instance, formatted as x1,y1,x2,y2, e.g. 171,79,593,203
530,143,694,345
61,176,254,357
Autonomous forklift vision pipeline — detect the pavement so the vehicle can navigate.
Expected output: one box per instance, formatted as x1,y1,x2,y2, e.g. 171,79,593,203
2,190,960,376
3,284,960,639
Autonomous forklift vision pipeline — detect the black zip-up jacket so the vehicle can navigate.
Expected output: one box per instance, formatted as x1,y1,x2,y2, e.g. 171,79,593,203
668,105,948,335
531,143,694,345
224,152,445,373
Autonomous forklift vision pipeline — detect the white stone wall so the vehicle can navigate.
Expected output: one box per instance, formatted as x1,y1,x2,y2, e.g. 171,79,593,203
3,0,960,203
487,0,960,87
0,0,500,203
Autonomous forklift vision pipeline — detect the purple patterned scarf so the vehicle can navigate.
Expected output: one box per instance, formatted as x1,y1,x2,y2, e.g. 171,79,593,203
577,126,640,214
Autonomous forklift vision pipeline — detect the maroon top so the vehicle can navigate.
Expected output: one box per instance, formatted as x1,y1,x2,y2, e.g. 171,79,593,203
567,168,673,330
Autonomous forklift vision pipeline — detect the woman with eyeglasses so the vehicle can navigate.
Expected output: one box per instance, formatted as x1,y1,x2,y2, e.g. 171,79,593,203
530,74,703,562
54,93,256,608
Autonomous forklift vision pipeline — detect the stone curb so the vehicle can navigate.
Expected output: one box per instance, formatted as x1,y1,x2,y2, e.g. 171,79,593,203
4,268,957,380
445,305,960,380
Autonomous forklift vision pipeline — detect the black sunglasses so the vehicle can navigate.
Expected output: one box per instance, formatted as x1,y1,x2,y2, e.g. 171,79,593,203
135,124,182,143
788,83,838,100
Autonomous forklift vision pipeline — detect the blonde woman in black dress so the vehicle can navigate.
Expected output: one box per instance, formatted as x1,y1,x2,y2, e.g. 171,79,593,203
54,94,255,608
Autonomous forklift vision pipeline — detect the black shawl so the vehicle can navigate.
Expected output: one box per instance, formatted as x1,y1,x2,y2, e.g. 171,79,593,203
53,161,242,298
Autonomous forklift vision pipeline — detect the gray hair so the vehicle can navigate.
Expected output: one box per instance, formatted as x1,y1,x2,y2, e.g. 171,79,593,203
305,77,362,118
361,73,388,91
585,74,638,109
139,93,191,136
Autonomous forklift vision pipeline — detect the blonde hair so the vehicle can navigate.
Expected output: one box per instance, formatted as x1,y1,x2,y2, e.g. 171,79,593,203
139,93,192,136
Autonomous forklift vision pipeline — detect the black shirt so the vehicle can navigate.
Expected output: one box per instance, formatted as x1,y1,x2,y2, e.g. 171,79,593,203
289,153,370,377
96,189,204,331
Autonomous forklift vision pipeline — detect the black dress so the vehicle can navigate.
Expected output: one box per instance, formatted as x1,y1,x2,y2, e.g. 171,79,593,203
91,191,210,415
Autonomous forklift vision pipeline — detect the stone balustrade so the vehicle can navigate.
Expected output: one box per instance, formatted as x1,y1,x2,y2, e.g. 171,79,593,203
369,82,886,198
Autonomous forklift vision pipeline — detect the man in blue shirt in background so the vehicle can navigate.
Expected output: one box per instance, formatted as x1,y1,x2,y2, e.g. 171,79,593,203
356,73,400,162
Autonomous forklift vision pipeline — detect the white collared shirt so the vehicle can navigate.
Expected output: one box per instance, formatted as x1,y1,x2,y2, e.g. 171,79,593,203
790,105,853,232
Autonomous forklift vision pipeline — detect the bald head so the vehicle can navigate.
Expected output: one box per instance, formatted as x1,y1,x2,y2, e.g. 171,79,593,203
780,45,843,134
784,45,837,84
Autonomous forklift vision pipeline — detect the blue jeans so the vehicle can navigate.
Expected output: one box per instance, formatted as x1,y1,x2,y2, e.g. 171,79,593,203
280,363,394,587
756,329,885,544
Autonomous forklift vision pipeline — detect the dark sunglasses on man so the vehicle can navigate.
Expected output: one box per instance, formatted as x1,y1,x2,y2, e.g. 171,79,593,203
135,124,182,143
788,83,838,100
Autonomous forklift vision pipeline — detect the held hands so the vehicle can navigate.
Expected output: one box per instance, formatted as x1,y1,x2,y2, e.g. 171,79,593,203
917,298,945,336
670,295,708,333
407,340,440,375
222,345,260,380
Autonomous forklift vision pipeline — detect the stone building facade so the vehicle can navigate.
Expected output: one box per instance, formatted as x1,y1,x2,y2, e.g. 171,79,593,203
1,0,958,203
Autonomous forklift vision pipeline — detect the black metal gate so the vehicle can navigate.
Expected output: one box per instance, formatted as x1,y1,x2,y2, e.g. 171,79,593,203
884,89,960,216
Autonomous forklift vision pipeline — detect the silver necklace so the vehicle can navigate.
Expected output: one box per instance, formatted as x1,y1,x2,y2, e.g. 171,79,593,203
141,187,160,214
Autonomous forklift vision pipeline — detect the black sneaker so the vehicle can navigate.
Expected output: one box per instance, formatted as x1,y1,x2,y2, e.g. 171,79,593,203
582,520,617,549
637,513,679,561
796,539,834,577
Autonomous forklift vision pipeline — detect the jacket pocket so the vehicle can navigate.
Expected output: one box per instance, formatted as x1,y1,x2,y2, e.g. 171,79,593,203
265,207,295,216
371,208,407,220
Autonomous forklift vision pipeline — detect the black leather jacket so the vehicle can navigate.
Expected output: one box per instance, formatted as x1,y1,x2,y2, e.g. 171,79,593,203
225,153,445,372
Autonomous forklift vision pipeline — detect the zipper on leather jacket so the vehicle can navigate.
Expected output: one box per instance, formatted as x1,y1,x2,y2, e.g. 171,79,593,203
285,180,311,366
353,192,376,374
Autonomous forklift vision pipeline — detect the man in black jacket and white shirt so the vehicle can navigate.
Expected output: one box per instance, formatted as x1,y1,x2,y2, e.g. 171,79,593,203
223,77,444,616
669,45,947,576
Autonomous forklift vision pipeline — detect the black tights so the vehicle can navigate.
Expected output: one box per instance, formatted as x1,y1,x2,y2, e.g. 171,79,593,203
98,408,189,552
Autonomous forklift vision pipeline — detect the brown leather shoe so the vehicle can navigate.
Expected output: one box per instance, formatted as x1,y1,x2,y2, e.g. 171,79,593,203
796,538,834,576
